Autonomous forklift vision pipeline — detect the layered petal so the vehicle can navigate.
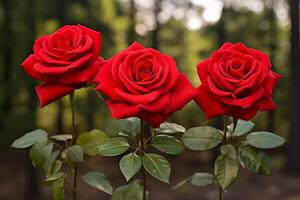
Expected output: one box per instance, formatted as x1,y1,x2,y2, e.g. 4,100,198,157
35,83,74,107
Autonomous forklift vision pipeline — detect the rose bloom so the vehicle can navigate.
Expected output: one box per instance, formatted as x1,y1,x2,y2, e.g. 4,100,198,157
94,42,197,127
195,42,281,120
21,25,102,107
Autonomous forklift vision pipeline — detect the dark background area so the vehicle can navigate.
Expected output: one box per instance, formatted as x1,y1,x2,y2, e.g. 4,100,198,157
0,0,300,199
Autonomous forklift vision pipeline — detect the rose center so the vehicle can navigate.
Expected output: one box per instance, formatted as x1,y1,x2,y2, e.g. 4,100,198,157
56,35,71,49
138,66,152,81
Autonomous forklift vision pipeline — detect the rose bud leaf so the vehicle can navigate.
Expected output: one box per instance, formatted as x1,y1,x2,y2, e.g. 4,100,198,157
151,135,184,155
82,171,113,195
97,137,130,156
143,153,171,184
239,145,272,176
182,126,222,151
246,131,285,149
119,152,142,182
155,122,186,134
214,144,239,191
77,129,108,156
11,129,48,149
66,145,84,163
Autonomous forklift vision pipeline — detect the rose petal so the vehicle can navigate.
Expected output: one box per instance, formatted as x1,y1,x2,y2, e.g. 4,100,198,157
59,57,103,84
126,41,145,51
21,55,44,80
229,106,258,120
222,86,265,108
105,100,141,119
194,86,229,119
257,96,277,111
35,83,74,107
164,74,198,114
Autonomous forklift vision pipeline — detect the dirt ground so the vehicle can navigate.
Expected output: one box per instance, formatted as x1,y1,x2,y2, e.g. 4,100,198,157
1,151,300,200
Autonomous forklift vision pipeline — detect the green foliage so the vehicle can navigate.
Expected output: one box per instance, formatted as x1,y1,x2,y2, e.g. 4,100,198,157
182,126,222,151
29,142,53,168
143,153,171,183
214,144,239,191
97,137,130,156
190,172,214,187
228,120,255,136
155,122,185,134
151,135,184,155
172,172,214,190
50,134,72,142
246,131,285,149
111,180,146,200
66,145,84,162
51,178,64,200
42,150,60,175
120,117,141,138
11,129,48,149
119,153,142,181
82,171,113,195
239,145,272,175
77,129,108,156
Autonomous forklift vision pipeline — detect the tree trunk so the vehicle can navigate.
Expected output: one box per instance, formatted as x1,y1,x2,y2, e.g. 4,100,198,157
287,0,300,171
0,0,13,133
25,0,40,199
127,0,136,45
151,0,160,49
266,0,278,132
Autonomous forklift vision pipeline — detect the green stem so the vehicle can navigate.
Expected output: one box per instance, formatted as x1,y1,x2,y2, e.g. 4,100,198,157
70,92,77,200
218,115,229,200
218,187,223,200
140,120,146,200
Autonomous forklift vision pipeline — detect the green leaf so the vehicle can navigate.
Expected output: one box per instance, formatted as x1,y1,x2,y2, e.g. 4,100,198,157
111,180,146,200
45,172,65,182
151,135,184,155
43,150,60,174
214,144,239,191
239,146,272,176
97,137,130,156
29,142,53,168
66,145,84,162
120,117,141,138
51,160,63,175
171,177,191,190
182,126,222,151
120,153,142,181
51,178,64,200
190,172,214,187
11,129,48,149
50,134,72,141
155,122,185,134
246,131,285,149
228,120,255,136
77,129,108,156
82,171,113,195
143,153,171,183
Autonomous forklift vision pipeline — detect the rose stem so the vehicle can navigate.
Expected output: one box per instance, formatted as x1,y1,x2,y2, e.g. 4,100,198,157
140,119,146,200
218,115,229,200
70,92,77,200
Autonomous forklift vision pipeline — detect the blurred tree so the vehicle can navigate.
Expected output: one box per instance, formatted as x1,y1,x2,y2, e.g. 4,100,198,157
0,0,13,133
151,0,161,49
127,0,136,44
287,0,300,171
24,0,40,199
266,0,278,132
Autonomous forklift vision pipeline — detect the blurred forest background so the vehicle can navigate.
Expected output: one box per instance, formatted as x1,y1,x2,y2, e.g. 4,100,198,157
0,0,300,199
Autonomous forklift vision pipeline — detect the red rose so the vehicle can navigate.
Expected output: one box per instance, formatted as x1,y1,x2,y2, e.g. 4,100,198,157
21,25,102,107
195,42,281,120
94,42,197,127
